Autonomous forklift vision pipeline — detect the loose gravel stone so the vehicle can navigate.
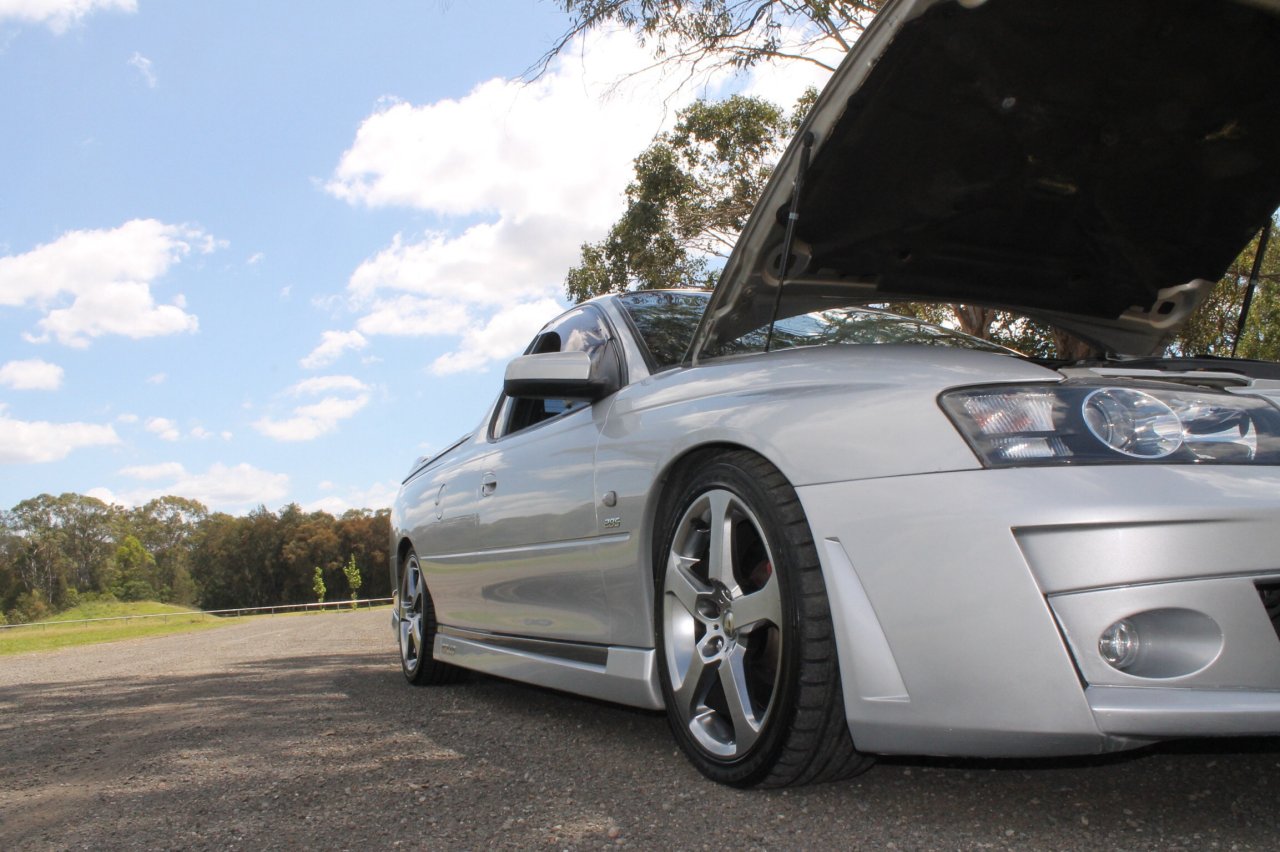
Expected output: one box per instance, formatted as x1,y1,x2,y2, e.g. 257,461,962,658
0,610,1277,850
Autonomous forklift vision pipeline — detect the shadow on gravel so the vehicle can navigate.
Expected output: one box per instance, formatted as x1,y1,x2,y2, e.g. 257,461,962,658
2,632,1279,851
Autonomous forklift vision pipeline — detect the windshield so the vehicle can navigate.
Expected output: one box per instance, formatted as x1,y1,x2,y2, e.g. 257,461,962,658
720,307,1018,357
617,290,1017,368
616,291,709,368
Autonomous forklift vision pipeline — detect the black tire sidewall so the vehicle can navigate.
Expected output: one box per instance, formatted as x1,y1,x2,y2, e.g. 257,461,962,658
653,455,805,787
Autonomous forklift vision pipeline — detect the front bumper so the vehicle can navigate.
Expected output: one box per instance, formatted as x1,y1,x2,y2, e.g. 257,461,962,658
796,465,1280,758
1089,686,1280,737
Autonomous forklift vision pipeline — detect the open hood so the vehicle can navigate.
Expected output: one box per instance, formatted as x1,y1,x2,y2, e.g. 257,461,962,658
689,0,1280,361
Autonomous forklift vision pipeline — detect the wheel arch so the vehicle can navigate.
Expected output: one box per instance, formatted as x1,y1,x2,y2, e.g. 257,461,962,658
394,536,415,596
642,441,792,582
646,441,873,785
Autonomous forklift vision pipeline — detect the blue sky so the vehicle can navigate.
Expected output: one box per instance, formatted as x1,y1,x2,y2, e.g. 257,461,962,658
0,0,830,515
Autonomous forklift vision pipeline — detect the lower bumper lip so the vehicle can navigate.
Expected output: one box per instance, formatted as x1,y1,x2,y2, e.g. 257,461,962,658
1088,686,1280,737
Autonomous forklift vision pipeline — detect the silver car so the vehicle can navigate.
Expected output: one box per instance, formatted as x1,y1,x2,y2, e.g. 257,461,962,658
392,0,1280,787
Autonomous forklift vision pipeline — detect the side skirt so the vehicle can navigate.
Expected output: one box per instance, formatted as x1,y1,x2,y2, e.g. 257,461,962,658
435,626,664,710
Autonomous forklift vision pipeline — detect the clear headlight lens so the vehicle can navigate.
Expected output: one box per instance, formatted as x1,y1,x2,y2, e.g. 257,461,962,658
941,382,1280,467
1082,388,1182,459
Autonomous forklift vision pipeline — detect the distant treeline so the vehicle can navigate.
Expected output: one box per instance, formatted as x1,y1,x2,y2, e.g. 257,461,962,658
0,493,391,624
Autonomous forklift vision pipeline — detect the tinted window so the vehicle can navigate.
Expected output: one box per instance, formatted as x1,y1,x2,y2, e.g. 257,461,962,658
617,289,1017,364
616,290,709,369
717,307,1018,356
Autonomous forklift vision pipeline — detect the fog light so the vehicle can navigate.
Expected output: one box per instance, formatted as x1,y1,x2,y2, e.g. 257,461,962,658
1099,619,1140,670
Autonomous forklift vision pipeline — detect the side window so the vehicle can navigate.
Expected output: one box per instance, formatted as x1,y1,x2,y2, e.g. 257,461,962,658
496,307,613,438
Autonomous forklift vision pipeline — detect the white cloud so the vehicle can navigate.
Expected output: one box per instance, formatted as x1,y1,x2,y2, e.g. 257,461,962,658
288,375,369,396
255,397,369,442
145,416,180,441
325,26,842,376
326,29,719,374
0,0,136,33
146,372,166,385
303,480,399,515
31,282,197,347
118,461,185,481
116,412,138,424
0,404,119,463
354,294,472,337
346,220,578,308
83,487,118,505
0,219,218,347
128,51,156,88
0,358,63,390
301,329,368,369
736,25,845,106
430,298,561,375
327,33,669,222
98,461,291,513
253,375,371,442
247,252,265,265
303,496,352,515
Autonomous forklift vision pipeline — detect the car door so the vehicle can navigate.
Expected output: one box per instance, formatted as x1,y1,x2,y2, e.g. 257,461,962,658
426,305,619,643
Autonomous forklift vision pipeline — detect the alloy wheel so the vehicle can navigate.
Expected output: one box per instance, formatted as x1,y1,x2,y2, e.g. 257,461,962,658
662,488,783,760
399,555,426,673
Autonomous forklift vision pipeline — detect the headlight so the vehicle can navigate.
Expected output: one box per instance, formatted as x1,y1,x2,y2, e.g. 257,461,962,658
1082,388,1184,459
940,382,1280,467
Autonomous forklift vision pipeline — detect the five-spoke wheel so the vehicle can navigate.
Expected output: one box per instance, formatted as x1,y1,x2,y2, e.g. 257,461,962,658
663,487,782,760
398,549,460,685
655,451,873,786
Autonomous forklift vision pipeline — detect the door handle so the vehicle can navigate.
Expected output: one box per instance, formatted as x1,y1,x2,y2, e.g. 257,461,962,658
481,473,498,497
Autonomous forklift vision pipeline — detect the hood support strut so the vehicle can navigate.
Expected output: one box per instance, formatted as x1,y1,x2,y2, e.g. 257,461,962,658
765,131,815,353
1233,219,1274,357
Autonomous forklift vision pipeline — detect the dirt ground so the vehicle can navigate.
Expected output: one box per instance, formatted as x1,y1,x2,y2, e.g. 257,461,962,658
1,609,1277,850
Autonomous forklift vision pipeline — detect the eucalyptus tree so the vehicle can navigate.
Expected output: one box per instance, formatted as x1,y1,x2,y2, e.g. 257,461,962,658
1,493,118,609
547,0,1278,358
567,94,804,301
1172,219,1280,360
538,1,884,77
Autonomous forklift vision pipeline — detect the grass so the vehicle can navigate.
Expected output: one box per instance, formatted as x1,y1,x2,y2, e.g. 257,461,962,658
0,601,235,656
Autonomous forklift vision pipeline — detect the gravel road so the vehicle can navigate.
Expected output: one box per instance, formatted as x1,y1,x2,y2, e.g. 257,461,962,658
1,610,1277,851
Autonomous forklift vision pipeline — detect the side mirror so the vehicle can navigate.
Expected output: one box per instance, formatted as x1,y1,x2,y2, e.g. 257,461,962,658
503,348,619,401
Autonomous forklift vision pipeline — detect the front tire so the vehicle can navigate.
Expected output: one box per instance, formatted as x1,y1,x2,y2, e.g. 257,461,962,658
654,451,873,787
398,550,462,685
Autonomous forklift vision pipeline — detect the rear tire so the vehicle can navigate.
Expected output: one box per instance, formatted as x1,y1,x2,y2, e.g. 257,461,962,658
398,550,463,685
654,450,874,787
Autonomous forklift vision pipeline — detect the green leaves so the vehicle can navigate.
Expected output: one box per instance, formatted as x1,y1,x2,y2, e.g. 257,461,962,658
342,554,363,608
1,496,392,620
549,2,1278,358
112,535,159,602
566,93,809,302
546,2,884,75
312,565,327,605
1169,219,1280,360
